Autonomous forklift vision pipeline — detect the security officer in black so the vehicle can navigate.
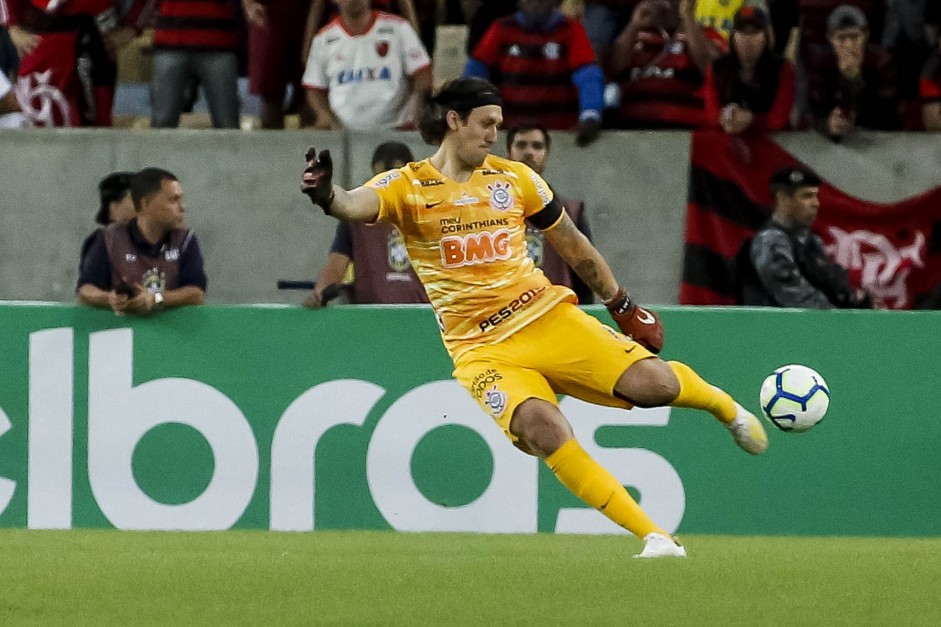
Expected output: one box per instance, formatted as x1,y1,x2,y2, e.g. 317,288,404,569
737,166,871,308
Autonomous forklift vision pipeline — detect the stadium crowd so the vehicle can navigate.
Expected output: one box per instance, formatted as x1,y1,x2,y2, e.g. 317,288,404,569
1,0,939,133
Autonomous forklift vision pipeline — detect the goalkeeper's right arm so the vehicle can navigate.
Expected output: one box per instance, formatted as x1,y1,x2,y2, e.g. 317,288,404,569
301,147,380,222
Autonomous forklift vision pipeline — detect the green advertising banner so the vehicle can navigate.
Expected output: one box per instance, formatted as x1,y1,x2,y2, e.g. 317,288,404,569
0,303,938,536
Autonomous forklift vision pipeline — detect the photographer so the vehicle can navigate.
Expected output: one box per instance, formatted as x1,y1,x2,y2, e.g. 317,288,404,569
77,168,207,315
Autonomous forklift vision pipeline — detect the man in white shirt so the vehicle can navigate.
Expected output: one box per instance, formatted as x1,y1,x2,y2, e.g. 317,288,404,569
302,0,432,130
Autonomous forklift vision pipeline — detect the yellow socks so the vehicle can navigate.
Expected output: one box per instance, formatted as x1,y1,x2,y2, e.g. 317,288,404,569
546,439,663,538
667,360,737,423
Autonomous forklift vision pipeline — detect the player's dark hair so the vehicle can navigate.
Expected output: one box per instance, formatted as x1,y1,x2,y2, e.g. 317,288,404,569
371,142,415,171
418,77,503,146
506,124,551,152
95,171,134,225
130,167,178,211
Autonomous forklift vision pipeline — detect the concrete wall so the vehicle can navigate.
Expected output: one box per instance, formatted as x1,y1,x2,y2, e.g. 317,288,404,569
1,129,938,305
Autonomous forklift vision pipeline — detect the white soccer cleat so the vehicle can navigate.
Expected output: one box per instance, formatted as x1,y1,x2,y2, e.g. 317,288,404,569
726,402,769,455
633,532,687,559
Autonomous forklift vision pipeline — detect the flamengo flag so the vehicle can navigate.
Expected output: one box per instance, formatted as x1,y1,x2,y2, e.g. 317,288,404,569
680,132,941,309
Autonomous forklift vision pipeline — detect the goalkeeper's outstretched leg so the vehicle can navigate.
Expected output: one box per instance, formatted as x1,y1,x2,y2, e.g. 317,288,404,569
613,358,768,455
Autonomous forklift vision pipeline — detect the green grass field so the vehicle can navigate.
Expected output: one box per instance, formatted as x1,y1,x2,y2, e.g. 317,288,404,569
1,530,939,626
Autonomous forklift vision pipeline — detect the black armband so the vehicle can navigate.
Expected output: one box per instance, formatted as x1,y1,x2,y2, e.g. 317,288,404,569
528,197,564,230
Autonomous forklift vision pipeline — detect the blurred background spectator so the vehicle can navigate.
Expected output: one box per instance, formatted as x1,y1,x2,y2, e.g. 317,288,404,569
6,0,137,127
880,0,937,129
302,0,421,62
460,0,516,56
705,4,795,134
464,0,604,146
301,0,431,130
580,0,640,65
921,31,941,131
805,4,900,139
128,0,241,129
0,63,28,126
506,124,595,303
606,0,722,129
243,0,314,129
80,171,136,270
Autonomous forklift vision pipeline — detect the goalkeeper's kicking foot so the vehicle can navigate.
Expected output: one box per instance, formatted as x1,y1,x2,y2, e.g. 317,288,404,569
634,532,687,559
726,402,768,455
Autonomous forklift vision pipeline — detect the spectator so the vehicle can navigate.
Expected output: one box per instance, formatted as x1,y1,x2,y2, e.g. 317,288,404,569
79,171,135,277
0,65,28,127
7,0,136,127
922,34,941,131
126,0,241,129
464,0,604,146
606,0,722,129
505,124,594,303
302,0,432,130
460,0,516,55
737,166,871,308
243,0,314,129
704,5,795,133
881,0,933,128
302,0,422,65
303,141,428,307
792,0,886,106
805,4,901,139
580,0,641,64
77,167,207,315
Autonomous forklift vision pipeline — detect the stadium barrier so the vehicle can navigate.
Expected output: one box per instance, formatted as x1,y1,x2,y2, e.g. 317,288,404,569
0,302,938,536
1,130,939,306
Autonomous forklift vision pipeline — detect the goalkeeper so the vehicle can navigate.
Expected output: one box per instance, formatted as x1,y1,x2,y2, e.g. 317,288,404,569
300,77,767,559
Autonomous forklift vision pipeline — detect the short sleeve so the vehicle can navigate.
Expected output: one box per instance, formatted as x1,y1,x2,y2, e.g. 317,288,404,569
77,230,113,291
399,21,431,75
515,164,556,219
364,168,412,227
302,33,329,89
178,233,208,291
471,21,502,66
567,20,598,69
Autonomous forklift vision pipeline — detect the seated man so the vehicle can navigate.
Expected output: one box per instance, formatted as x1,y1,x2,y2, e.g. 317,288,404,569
805,4,901,139
737,166,871,309
77,168,207,315
304,141,428,306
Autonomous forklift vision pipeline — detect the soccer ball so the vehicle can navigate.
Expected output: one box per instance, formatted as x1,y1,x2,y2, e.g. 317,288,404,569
759,365,830,433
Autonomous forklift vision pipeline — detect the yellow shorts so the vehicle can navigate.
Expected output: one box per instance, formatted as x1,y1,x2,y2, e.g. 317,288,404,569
452,302,655,442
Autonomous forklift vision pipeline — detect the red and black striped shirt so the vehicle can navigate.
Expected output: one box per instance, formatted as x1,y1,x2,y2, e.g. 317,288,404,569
471,15,597,130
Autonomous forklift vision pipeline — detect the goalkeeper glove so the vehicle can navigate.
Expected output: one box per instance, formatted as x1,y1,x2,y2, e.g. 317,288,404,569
605,287,664,354
301,147,335,214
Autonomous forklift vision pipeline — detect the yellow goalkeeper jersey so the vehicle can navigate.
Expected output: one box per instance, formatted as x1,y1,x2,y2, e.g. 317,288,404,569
365,155,576,359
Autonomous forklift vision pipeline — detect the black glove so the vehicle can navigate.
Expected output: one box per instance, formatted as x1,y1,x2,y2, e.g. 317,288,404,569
301,147,335,214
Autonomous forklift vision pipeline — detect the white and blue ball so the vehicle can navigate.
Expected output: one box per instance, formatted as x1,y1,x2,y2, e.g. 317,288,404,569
759,365,830,433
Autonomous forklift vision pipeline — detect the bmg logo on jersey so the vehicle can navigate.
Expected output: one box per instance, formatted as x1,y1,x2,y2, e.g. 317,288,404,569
440,229,512,268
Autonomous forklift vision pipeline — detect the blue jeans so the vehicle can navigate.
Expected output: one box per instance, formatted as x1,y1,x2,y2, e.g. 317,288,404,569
151,50,239,129
583,3,635,62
